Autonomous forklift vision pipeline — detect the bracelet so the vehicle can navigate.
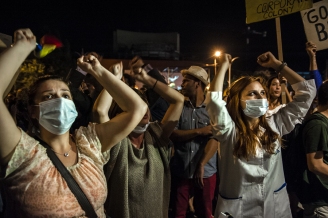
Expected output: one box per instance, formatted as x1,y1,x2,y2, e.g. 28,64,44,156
275,62,287,73
152,80,158,89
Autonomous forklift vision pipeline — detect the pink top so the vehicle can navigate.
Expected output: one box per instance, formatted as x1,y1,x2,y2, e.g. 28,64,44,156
3,123,110,217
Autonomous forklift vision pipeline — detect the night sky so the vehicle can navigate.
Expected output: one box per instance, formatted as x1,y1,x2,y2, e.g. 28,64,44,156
1,0,327,72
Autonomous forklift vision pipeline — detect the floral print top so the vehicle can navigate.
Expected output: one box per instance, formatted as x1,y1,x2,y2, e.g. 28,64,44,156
3,123,110,217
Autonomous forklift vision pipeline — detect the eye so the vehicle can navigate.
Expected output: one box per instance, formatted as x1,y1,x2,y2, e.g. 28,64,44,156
248,92,256,96
260,91,266,96
63,94,71,99
44,94,53,100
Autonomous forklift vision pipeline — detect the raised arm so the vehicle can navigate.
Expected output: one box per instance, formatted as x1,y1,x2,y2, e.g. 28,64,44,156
208,53,231,92
77,56,147,152
306,41,322,90
257,51,304,85
0,29,36,165
92,62,123,123
130,57,184,138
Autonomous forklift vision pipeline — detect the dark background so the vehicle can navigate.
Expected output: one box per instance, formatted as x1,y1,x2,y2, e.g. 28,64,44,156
1,0,327,73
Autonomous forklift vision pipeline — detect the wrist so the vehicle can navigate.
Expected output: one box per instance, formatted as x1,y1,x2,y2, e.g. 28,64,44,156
274,62,287,73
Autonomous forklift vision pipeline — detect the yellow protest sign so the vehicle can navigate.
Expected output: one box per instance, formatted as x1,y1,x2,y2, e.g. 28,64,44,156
246,0,313,24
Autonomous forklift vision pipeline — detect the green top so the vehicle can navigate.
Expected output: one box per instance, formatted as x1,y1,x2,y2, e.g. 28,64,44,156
302,112,328,206
103,121,171,218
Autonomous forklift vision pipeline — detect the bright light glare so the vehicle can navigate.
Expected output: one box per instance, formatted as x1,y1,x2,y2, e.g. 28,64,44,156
214,51,221,57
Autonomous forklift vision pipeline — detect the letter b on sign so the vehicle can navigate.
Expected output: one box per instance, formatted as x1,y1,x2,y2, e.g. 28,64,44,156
301,0,328,51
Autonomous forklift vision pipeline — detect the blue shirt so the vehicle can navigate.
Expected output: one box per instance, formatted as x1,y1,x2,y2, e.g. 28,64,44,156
170,100,217,179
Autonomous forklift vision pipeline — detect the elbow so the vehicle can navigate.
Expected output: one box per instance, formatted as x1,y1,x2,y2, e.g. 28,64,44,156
93,107,107,118
138,101,148,118
308,164,322,175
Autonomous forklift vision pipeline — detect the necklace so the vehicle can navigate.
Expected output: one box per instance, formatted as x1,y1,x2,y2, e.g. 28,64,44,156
51,145,72,157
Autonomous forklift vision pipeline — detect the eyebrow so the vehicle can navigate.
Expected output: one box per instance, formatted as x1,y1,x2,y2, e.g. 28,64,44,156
247,89,265,93
41,89,71,93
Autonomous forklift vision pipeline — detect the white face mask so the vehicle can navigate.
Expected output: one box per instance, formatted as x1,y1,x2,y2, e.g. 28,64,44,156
37,98,78,135
242,99,269,118
132,122,150,134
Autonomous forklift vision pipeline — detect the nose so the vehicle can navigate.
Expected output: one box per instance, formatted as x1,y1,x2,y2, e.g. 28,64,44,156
257,94,265,99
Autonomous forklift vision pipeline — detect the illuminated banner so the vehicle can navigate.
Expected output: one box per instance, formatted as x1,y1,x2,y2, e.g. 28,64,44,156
246,0,313,24
301,0,328,51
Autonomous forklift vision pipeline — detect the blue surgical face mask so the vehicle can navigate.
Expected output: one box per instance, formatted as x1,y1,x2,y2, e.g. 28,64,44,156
242,99,269,118
37,98,78,135
132,122,150,134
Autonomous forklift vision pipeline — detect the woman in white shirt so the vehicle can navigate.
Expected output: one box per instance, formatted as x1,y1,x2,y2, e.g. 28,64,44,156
205,52,316,218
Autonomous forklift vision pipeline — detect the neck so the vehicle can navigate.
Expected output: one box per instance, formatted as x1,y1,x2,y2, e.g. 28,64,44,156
245,116,260,130
317,105,328,118
269,98,280,109
39,128,71,152
188,90,205,107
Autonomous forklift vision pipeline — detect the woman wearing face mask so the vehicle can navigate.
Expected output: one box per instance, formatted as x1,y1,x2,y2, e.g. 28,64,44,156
92,57,184,218
205,52,316,218
0,29,147,217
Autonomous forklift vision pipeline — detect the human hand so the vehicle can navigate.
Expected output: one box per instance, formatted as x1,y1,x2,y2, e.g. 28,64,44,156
128,56,149,83
77,54,104,76
217,53,231,72
279,75,287,85
129,56,144,74
109,61,123,80
257,52,281,69
305,41,316,58
193,164,205,189
13,28,36,52
199,125,212,136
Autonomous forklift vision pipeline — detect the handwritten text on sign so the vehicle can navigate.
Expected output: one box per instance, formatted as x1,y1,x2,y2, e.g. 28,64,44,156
301,0,328,51
246,0,313,24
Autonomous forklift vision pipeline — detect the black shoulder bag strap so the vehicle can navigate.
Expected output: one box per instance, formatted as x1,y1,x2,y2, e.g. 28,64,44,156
38,139,98,218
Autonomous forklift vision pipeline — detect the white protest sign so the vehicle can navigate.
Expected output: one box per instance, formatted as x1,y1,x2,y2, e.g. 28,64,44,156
301,0,328,50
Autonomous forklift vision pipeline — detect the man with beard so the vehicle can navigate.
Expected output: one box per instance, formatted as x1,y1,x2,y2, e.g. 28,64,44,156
170,66,218,218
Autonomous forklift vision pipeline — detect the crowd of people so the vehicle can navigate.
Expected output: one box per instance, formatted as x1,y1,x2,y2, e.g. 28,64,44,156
0,28,326,218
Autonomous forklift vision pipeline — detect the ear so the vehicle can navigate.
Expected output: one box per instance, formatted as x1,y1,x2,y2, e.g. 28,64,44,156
194,80,200,89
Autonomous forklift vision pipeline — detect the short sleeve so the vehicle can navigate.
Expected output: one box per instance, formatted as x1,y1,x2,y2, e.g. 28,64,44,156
303,119,328,154
74,123,111,165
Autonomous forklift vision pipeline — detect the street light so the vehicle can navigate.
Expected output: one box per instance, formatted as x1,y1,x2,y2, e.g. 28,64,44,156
228,57,239,88
214,51,221,75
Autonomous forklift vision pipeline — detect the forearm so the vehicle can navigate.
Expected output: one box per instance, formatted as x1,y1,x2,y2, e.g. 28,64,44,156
92,89,112,123
4,69,21,99
92,67,146,114
0,45,31,98
198,139,218,166
209,62,229,92
309,162,328,178
309,56,318,71
276,63,305,85
307,152,328,178
143,73,183,104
